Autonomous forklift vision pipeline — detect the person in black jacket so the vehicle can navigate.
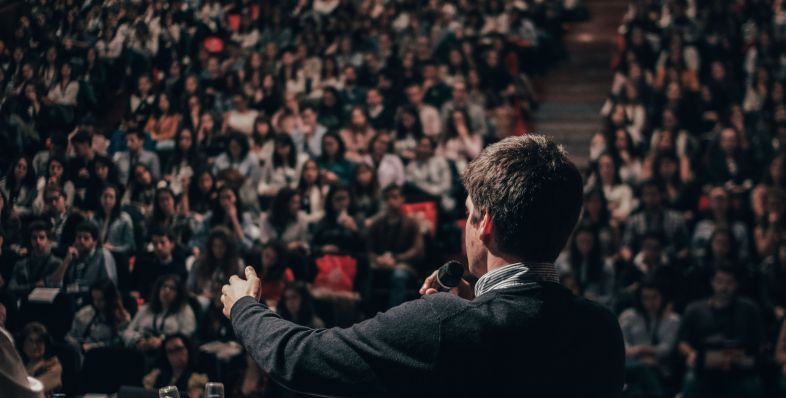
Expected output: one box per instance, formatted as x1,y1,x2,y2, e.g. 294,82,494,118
131,227,187,301
221,135,626,397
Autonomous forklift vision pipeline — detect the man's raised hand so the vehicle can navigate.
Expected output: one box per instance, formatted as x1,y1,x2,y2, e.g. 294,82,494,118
221,266,262,319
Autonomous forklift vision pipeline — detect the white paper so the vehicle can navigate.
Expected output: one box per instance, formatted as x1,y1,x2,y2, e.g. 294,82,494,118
27,288,60,303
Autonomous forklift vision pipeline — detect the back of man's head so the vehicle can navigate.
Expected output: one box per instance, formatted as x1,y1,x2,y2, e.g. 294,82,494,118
463,135,583,263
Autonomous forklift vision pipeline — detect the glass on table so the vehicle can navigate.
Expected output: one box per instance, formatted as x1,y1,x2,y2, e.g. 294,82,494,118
159,385,180,398
205,382,225,398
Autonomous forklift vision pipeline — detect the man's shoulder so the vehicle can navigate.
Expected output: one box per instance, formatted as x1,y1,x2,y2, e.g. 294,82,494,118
419,292,474,318
683,299,711,316
141,150,160,160
735,297,761,314
437,283,619,327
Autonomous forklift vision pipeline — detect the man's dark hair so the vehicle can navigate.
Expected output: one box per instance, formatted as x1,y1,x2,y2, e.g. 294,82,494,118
406,79,422,88
50,131,68,149
712,261,740,282
463,135,582,263
126,127,145,140
75,221,99,241
149,225,175,241
382,184,402,199
419,136,437,150
28,220,50,238
70,130,91,145
641,230,666,245
301,102,318,113
640,179,665,196
45,184,64,199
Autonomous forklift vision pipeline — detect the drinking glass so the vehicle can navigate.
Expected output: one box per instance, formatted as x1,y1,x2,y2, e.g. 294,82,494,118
205,382,225,398
159,386,180,398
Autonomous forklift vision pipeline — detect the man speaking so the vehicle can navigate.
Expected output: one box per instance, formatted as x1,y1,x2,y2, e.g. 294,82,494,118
222,135,625,397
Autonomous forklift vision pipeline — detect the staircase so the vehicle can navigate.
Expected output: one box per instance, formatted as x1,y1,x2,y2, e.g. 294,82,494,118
532,0,628,168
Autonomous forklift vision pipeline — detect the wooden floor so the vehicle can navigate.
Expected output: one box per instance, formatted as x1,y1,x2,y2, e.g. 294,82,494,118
532,0,628,168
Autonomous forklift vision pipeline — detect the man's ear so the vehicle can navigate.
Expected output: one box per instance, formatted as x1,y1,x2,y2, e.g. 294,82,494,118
479,212,494,243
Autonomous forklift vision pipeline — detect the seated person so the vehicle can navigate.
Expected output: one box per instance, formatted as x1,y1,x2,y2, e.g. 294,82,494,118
252,241,294,308
142,333,207,396
276,282,325,329
258,187,311,251
196,286,235,345
65,280,130,353
188,227,244,308
132,227,187,301
312,184,366,257
189,186,256,252
113,128,161,186
622,180,690,261
47,222,117,300
619,281,681,397
8,221,62,298
617,232,684,309
555,226,615,305
404,137,454,211
0,324,45,397
39,185,86,259
17,322,62,395
228,353,274,398
677,265,765,398
148,187,193,249
123,275,196,353
367,185,424,308
90,184,135,289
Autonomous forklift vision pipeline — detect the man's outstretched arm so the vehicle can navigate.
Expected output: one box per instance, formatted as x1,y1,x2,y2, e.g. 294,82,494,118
224,268,442,397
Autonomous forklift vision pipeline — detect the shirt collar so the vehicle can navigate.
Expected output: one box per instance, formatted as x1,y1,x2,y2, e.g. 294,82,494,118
474,262,560,297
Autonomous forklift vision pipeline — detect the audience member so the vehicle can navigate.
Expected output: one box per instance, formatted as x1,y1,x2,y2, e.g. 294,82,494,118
65,280,130,353
123,275,196,352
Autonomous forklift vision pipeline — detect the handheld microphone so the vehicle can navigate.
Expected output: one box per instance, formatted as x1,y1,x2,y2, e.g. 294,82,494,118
435,260,465,292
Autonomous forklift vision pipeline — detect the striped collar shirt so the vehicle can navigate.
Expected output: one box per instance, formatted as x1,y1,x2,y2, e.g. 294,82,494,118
474,262,560,297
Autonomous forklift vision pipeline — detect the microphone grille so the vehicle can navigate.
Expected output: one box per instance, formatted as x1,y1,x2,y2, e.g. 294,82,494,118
437,260,465,289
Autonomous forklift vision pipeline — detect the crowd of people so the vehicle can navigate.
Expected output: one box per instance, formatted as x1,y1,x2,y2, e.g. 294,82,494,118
0,0,580,396
579,0,786,396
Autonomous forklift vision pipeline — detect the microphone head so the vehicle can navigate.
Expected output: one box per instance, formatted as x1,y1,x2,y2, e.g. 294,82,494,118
436,260,465,290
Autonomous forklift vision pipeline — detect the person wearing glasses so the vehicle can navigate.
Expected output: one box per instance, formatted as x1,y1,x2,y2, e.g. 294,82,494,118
142,333,207,396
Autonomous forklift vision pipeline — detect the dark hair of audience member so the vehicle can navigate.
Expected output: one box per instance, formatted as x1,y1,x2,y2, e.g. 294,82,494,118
5,156,35,192
272,133,297,168
633,279,669,320
568,226,605,283
155,333,196,374
276,282,318,327
198,226,240,281
268,187,299,233
253,240,288,281
90,279,126,333
319,132,347,163
17,322,54,363
149,274,188,314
